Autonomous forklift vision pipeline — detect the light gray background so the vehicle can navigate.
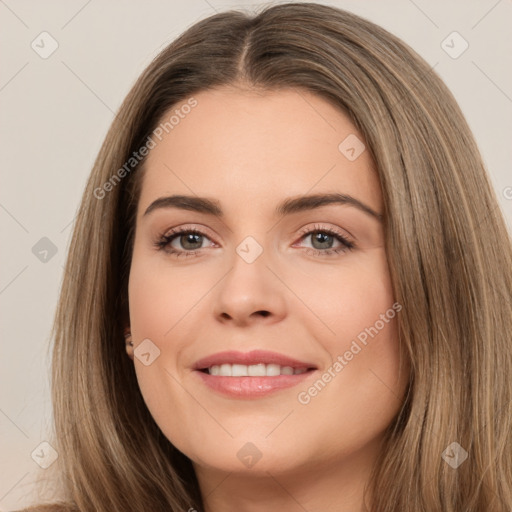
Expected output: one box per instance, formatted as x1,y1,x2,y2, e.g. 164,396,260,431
1,0,511,508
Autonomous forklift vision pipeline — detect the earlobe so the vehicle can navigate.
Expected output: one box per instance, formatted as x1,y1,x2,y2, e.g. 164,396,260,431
124,326,134,360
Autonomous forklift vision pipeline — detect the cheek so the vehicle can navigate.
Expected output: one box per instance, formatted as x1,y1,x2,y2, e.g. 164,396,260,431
128,264,171,337
128,249,212,339
127,253,202,445
291,251,405,426
291,249,396,345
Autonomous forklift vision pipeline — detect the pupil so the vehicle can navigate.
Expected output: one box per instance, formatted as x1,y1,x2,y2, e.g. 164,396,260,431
182,233,202,250
313,232,332,249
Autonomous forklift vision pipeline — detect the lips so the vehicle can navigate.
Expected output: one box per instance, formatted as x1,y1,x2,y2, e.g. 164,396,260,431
192,349,318,398
192,349,317,371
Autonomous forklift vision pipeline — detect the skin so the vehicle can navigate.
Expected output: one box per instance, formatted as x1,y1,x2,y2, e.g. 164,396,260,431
126,85,410,512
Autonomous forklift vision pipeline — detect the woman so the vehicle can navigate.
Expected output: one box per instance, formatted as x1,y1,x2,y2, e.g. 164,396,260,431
18,2,512,511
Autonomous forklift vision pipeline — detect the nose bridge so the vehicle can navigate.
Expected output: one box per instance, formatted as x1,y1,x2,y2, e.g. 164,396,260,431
228,209,289,282
222,205,276,266
235,233,267,265
212,228,286,323
228,231,273,293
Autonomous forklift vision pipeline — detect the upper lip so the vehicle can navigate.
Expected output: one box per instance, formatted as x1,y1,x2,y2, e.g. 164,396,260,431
192,350,317,370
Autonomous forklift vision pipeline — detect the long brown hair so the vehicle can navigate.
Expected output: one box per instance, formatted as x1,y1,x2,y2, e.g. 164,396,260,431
19,2,512,511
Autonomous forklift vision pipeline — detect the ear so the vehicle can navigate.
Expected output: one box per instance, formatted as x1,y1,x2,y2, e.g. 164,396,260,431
124,326,134,360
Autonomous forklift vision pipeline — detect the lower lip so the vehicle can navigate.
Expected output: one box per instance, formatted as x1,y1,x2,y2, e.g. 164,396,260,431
194,369,316,398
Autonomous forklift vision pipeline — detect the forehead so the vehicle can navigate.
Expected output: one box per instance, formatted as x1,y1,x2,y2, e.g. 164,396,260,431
136,86,382,219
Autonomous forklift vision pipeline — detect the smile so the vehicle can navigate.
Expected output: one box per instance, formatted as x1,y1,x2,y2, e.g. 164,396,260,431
194,366,317,398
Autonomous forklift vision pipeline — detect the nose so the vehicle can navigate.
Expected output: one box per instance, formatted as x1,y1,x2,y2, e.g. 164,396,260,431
212,244,287,327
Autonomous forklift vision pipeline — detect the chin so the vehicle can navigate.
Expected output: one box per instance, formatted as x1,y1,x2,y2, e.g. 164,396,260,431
187,440,310,476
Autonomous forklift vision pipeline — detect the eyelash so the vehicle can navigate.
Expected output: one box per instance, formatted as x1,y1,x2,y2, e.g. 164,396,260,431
154,224,355,258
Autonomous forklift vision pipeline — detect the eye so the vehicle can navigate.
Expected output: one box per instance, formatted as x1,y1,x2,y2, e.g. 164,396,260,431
294,224,355,257
154,224,356,258
154,226,214,258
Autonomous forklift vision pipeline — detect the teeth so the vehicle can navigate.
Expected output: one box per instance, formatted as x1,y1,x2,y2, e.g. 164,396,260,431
207,364,309,377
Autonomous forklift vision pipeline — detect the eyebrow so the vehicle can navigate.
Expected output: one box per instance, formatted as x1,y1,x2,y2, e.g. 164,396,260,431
143,193,383,221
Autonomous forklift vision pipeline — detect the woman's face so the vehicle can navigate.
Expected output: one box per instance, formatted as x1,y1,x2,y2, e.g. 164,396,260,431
128,86,409,480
